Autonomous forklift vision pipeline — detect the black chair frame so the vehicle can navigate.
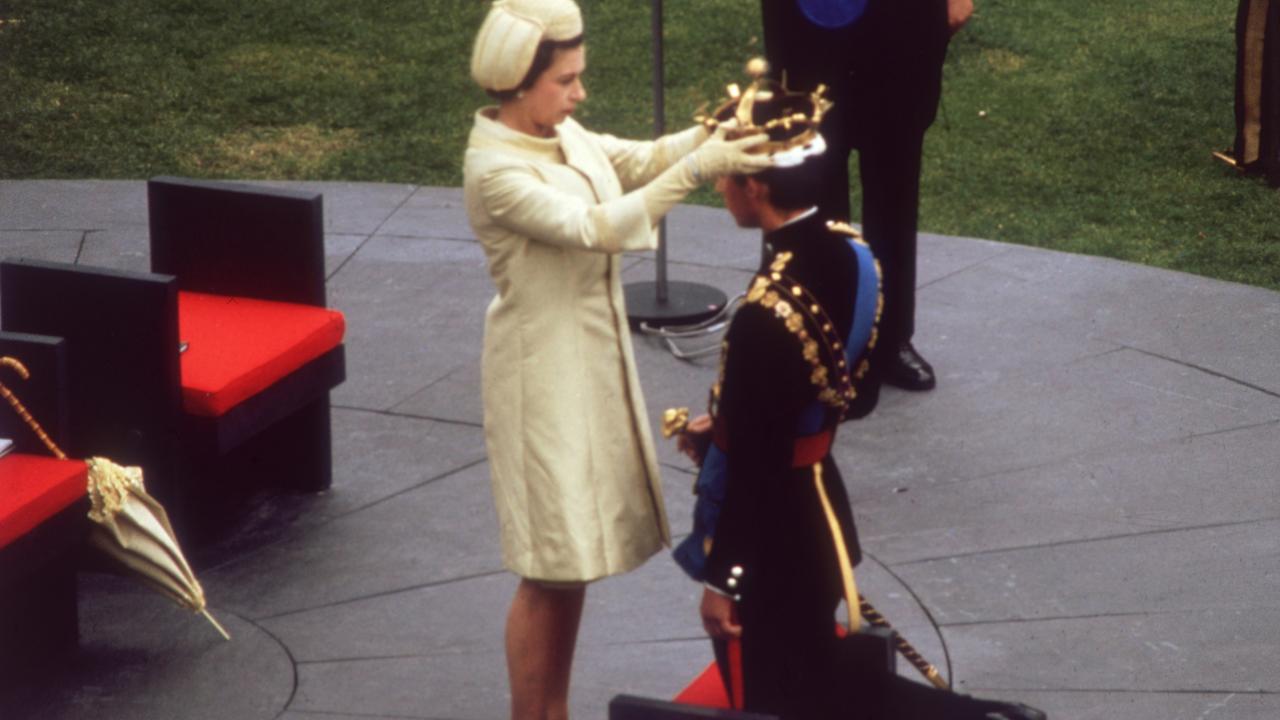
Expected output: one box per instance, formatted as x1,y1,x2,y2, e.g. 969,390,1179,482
0,331,87,680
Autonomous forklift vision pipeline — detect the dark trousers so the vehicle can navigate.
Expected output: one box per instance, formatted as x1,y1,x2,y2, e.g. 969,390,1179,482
762,0,949,348
814,116,926,348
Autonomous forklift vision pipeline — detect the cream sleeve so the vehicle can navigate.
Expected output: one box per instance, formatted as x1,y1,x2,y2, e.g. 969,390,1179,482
478,164,657,254
593,124,710,192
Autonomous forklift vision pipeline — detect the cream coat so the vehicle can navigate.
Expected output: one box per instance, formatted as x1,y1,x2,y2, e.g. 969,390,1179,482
464,109,703,581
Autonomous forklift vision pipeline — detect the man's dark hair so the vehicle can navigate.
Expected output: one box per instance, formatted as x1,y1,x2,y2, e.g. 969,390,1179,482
487,35,585,102
735,159,824,211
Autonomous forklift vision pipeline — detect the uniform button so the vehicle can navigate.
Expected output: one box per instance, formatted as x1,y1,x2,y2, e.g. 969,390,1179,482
731,566,744,578
727,577,738,589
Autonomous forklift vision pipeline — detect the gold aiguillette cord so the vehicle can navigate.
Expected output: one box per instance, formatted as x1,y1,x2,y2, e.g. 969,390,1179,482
813,461,862,631
812,461,949,690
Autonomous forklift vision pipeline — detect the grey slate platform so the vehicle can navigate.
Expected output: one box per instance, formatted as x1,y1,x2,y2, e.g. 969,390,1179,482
1,179,1277,720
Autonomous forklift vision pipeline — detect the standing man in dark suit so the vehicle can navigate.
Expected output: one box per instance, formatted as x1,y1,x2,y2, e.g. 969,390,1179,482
760,0,973,391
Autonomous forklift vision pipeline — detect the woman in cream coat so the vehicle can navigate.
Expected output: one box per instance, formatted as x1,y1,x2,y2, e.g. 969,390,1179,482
464,1,769,718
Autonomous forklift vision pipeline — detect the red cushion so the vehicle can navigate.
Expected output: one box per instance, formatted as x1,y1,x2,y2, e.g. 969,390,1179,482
674,661,730,708
0,454,88,551
178,292,345,417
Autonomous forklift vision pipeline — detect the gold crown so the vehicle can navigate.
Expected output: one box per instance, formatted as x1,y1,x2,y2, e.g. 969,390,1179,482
695,58,833,157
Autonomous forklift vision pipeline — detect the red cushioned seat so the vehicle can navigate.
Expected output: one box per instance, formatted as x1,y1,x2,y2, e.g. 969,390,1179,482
0,454,88,551
674,661,731,708
178,292,345,418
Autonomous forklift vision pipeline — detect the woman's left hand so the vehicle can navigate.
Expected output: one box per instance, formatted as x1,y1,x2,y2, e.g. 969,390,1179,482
690,126,772,181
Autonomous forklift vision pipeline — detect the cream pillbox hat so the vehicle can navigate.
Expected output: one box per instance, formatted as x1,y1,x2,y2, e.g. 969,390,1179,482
471,0,584,92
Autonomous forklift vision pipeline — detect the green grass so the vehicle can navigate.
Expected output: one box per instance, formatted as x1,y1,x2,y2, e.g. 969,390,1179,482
1,0,1276,289
918,0,1280,289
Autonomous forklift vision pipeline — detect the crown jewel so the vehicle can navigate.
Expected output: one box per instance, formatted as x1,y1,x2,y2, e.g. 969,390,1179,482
695,58,833,163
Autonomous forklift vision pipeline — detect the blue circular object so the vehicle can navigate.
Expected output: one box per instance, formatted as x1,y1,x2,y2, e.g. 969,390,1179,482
797,0,868,29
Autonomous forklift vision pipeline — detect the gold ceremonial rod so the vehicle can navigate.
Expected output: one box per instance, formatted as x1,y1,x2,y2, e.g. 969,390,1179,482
858,595,949,690
0,356,67,460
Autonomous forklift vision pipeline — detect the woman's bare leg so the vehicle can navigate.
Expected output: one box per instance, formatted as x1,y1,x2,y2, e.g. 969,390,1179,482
506,578,586,720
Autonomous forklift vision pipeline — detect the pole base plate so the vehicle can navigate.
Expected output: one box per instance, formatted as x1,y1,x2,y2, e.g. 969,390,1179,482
624,281,727,330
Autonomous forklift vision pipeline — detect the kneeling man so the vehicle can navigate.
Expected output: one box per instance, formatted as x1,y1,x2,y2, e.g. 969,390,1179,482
672,75,1046,720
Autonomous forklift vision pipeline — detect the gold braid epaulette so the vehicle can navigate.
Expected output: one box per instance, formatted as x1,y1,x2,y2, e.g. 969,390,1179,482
743,251,855,410
825,220,863,240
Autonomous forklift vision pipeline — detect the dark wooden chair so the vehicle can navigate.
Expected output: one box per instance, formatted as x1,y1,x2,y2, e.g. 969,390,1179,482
0,177,345,539
0,331,88,679
146,177,346,505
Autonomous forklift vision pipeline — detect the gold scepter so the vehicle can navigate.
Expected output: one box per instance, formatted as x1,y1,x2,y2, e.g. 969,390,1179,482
858,595,949,690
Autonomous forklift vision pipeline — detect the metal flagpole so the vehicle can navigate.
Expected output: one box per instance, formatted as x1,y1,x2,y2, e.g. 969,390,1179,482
625,0,727,330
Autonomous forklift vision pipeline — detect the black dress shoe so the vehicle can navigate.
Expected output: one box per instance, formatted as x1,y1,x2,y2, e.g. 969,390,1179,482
884,342,936,391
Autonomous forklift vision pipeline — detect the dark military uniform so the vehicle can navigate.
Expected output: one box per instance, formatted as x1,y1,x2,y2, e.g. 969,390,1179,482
702,210,882,719
696,211,1046,720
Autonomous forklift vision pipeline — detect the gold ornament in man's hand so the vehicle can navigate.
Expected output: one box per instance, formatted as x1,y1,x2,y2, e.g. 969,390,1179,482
661,407,690,438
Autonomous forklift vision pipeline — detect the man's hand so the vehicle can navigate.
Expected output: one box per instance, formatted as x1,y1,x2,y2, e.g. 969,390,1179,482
948,0,974,36
700,587,743,640
676,413,712,465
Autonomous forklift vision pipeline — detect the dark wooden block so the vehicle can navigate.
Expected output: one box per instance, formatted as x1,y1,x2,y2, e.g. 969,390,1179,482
0,498,87,681
840,624,898,676
0,259,185,512
610,696,779,720
183,346,345,458
148,176,326,306
0,331,86,681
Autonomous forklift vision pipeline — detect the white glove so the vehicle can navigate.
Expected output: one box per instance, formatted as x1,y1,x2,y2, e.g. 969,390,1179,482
641,127,772,223
690,126,773,181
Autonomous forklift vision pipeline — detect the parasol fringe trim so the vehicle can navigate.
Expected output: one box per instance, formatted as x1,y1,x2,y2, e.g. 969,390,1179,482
86,456,147,522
